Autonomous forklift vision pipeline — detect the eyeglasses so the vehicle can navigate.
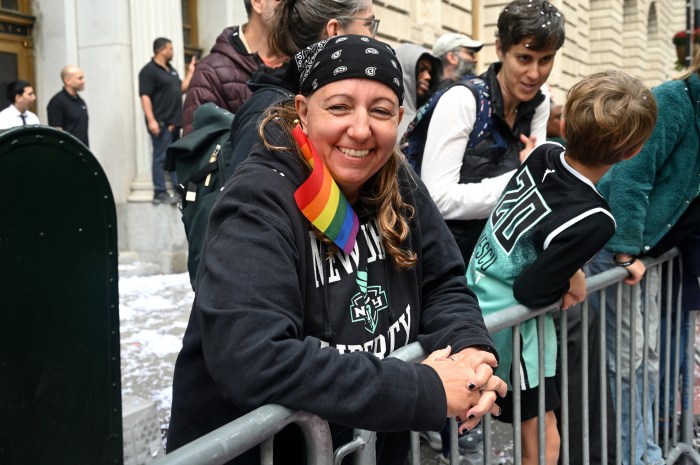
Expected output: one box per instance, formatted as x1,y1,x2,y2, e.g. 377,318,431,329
457,47,477,58
336,16,381,38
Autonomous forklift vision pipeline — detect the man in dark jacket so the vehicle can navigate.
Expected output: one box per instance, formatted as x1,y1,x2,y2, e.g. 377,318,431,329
182,0,286,135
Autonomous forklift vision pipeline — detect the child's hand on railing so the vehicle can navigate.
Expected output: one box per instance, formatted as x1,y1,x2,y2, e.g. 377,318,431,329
562,268,586,310
614,253,646,285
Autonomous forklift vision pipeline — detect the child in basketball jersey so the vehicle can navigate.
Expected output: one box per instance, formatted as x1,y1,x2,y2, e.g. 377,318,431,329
466,70,658,465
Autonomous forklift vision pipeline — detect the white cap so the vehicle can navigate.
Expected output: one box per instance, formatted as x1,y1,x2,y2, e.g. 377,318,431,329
432,33,484,58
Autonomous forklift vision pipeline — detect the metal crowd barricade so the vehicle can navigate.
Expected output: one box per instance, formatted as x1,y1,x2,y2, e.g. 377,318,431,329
152,248,699,465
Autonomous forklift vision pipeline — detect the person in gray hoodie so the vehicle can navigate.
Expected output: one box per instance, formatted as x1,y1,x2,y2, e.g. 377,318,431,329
395,43,442,140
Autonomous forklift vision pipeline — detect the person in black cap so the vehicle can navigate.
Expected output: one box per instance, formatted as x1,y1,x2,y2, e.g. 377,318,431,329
167,34,504,465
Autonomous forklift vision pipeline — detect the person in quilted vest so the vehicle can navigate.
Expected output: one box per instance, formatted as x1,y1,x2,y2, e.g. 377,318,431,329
421,0,565,265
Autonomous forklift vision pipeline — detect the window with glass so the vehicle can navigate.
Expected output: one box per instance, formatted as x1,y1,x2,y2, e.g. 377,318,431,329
181,0,201,62
0,0,30,13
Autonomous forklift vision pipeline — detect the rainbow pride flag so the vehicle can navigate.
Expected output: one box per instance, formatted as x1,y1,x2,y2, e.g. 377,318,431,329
292,124,359,255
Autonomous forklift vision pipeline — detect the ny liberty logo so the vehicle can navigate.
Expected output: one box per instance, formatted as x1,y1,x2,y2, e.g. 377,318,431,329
349,271,387,334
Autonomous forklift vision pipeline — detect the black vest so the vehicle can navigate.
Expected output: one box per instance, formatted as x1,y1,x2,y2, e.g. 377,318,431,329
445,63,545,263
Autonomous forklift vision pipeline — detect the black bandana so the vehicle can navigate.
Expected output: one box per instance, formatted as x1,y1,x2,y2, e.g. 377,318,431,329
283,34,404,104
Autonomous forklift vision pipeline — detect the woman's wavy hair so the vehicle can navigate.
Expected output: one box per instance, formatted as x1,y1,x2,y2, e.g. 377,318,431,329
496,0,565,53
258,101,417,269
269,0,370,57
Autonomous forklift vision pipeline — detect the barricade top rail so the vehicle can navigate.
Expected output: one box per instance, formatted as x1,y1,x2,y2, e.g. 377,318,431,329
153,406,333,465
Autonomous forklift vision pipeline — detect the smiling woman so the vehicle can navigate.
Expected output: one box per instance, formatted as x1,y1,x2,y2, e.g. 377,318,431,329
166,34,505,465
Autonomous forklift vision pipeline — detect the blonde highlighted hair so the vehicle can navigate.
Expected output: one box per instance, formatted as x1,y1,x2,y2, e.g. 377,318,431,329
258,102,417,269
679,45,700,81
564,70,658,166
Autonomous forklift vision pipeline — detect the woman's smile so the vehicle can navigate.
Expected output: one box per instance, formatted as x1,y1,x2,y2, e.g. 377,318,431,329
338,146,372,158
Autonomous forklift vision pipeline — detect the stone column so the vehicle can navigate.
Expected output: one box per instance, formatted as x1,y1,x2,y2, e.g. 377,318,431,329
127,0,185,203
32,1,78,120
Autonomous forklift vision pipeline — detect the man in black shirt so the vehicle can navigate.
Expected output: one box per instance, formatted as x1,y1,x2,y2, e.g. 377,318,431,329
138,37,195,204
47,65,89,146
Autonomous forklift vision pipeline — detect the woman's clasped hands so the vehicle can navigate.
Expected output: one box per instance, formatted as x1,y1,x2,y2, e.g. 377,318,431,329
422,345,506,434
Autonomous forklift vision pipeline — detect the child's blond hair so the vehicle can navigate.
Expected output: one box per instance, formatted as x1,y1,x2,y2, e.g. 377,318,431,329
564,70,657,166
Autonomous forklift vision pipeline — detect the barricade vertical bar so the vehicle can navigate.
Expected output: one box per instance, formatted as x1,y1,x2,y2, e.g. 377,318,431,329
484,415,493,465
629,284,638,465
261,438,273,465
513,322,523,465
410,431,420,465
672,319,681,449
671,258,683,448
642,267,651,464
449,419,458,465
662,259,673,454
560,309,570,465
615,282,623,465
653,262,664,458
599,289,608,465
538,315,546,465
581,301,590,465
681,310,695,447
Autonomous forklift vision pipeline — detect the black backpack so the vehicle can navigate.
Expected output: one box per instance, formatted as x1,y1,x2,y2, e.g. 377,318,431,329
166,103,234,289
166,85,293,289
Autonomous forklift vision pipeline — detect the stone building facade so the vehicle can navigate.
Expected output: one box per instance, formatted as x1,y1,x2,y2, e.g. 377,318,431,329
0,0,686,273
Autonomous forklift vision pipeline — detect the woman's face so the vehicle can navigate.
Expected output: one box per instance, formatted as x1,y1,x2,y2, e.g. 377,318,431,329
295,78,403,202
496,39,557,106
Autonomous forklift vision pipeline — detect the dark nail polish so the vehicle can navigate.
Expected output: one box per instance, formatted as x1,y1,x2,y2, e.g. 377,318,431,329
467,413,475,420
468,383,476,391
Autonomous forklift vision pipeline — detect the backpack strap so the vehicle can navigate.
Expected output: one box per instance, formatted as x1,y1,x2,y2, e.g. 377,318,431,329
399,77,491,175
181,144,222,203
461,77,495,150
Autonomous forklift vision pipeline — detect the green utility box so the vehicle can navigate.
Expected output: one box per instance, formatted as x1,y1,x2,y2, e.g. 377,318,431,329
0,126,122,464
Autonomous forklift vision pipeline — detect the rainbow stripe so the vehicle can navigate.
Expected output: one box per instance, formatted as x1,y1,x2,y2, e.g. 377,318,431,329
292,124,359,255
